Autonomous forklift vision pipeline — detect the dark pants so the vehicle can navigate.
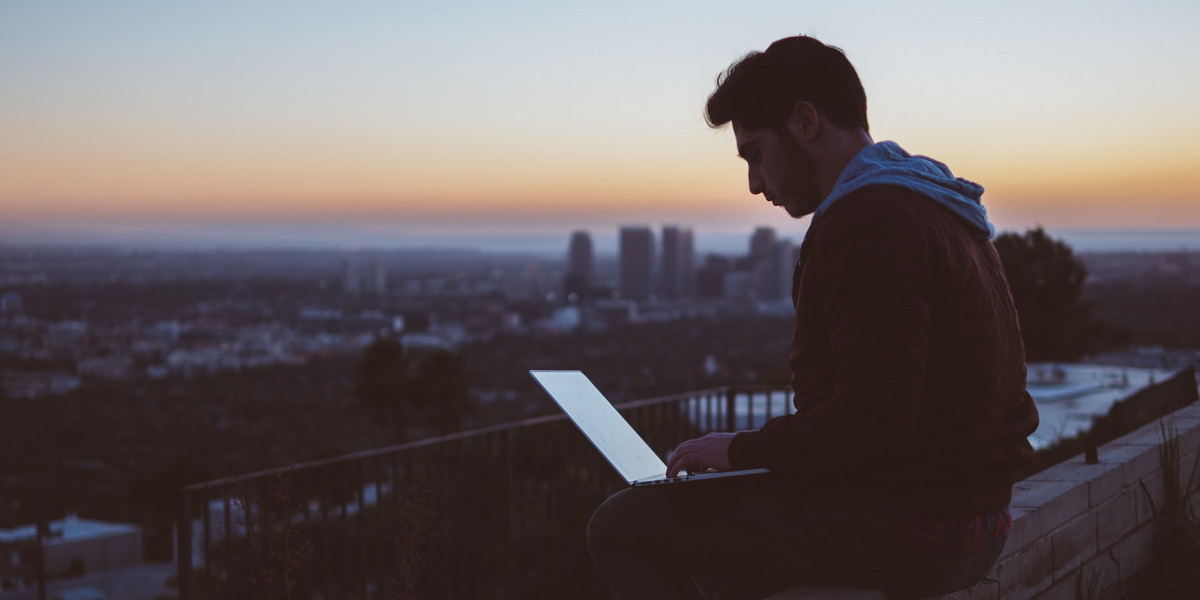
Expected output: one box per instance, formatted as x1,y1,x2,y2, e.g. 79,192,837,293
587,475,1002,600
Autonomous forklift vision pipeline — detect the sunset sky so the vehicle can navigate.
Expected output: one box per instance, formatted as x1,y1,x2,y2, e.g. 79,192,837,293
3,1,1198,251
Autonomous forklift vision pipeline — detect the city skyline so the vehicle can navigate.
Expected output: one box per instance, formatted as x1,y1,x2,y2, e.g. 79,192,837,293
3,1,1199,247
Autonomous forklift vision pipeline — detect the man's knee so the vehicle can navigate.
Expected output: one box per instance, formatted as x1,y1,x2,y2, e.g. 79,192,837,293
587,487,672,555
587,488,635,553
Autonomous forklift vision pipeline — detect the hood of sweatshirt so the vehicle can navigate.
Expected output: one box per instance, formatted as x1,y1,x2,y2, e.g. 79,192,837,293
813,141,994,239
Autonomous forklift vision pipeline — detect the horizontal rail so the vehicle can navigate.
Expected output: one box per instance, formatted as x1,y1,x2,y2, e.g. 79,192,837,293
177,385,793,599
183,385,781,492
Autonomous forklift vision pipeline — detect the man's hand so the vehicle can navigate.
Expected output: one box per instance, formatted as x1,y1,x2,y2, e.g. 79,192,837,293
665,432,735,477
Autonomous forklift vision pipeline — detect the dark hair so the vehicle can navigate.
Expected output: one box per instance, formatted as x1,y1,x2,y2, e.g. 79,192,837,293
705,36,868,133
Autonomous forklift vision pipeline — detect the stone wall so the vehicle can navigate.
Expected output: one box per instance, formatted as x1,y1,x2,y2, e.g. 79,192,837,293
769,400,1200,600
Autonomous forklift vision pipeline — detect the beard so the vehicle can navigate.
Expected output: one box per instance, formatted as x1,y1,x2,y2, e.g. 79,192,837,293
777,134,824,218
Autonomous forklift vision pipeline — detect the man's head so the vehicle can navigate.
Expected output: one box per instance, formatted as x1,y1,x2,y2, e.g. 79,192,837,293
706,36,871,218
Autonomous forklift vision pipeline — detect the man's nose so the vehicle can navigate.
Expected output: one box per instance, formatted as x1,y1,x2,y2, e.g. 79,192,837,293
748,167,763,195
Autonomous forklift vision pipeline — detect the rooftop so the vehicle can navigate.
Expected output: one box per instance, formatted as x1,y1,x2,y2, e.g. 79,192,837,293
1026,363,1182,450
0,513,140,545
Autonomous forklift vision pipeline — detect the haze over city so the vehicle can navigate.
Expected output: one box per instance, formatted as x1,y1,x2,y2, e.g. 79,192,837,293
3,0,1199,252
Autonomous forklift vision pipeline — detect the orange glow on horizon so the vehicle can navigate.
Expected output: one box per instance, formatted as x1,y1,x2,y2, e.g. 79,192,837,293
3,115,1197,231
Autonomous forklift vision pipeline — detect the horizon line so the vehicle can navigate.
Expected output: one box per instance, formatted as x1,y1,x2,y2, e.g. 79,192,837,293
5,225,1200,256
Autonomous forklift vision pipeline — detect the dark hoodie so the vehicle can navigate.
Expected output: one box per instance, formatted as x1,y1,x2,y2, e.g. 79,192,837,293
728,143,1040,518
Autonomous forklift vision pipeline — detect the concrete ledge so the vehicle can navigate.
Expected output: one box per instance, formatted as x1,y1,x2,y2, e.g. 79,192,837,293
764,586,889,600
763,397,1200,600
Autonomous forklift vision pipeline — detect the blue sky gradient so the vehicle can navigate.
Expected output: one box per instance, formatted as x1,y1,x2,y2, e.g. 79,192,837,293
3,1,1198,249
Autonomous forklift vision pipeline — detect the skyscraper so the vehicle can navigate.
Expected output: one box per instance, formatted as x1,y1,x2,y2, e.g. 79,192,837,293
749,227,777,266
749,227,783,300
696,254,731,298
564,230,594,301
774,238,796,301
619,226,655,302
344,258,387,296
660,225,695,300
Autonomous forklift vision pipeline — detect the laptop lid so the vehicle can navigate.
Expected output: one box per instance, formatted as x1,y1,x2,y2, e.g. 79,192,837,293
530,369,667,484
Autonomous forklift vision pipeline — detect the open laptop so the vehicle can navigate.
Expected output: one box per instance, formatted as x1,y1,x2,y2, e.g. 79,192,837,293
530,370,770,487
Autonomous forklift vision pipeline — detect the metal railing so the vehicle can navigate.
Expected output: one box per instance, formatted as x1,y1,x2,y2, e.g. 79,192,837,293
176,385,793,599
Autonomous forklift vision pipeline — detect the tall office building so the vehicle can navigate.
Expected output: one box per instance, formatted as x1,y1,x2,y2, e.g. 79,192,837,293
619,226,655,302
660,226,695,300
774,238,796,301
564,230,594,301
749,227,784,300
696,254,731,298
749,227,777,265
344,258,386,296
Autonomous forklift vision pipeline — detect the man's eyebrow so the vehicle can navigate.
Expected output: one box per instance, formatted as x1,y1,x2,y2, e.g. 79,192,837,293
736,142,755,159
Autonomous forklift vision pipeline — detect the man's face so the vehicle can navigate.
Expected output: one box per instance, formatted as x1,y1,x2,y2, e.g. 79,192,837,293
732,121,823,218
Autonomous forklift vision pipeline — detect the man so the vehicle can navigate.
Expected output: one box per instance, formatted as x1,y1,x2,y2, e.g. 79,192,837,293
587,36,1040,599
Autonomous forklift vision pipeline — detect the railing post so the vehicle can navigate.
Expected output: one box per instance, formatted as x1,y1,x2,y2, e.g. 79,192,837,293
725,388,737,432
358,458,368,599
224,492,235,600
505,428,516,597
320,468,331,598
177,489,193,600
202,489,212,597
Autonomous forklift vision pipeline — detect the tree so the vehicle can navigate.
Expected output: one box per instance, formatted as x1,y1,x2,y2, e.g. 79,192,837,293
355,339,475,441
355,338,410,441
405,347,473,435
993,227,1126,362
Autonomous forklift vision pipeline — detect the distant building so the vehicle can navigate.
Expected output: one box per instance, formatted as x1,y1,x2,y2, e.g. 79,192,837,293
344,260,363,295
619,226,655,302
1,369,81,399
504,263,554,302
660,226,695,300
773,238,797,301
593,299,639,326
723,270,757,300
696,255,731,298
750,227,777,264
344,258,387,296
46,321,88,350
564,230,594,302
76,354,134,380
0,513,143,582
543,306,582,332
0,292,22,314
749,227,784,301
146,320,181,343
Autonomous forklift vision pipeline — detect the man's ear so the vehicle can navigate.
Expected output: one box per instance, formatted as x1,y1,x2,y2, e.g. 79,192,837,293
787,101,820,142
